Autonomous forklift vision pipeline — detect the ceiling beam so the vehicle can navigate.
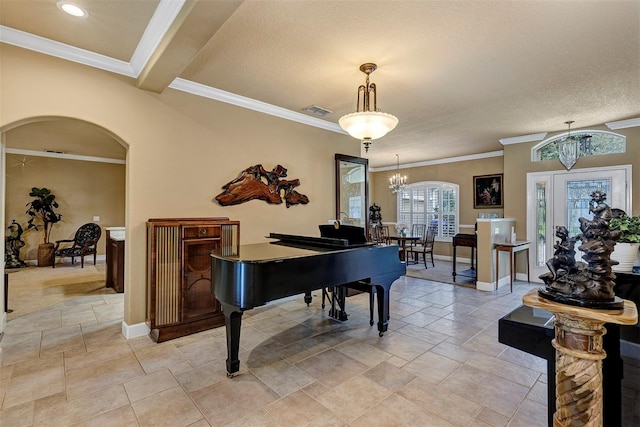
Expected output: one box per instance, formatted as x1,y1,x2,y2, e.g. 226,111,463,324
136,0,244,93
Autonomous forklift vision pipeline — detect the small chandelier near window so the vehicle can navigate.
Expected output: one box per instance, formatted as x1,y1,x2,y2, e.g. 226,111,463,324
389,154,407,193
339,63,399,153
558,120,579,170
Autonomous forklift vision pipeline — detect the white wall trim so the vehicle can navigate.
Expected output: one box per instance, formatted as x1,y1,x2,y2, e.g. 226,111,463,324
122,321,150,340
0,25,135,77
129,0,186,75
605,117,640,130
371,150,504,172
475,281,494,292
5,148,125,164
499,132,548,145
169,78,345,134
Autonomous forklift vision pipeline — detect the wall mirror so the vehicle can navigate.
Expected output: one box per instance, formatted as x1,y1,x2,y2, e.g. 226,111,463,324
335,154,369,230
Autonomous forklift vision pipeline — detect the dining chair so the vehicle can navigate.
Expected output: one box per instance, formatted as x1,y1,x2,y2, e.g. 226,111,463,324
409,224,427,251
407,225,437,268
378,225,390,244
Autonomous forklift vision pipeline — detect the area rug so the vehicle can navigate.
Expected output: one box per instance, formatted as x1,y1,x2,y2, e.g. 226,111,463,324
405,260,476,288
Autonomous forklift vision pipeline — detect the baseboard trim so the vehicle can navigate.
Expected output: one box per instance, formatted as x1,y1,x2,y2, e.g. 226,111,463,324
122,321,149,340
24,254,107,267
476,281,494,292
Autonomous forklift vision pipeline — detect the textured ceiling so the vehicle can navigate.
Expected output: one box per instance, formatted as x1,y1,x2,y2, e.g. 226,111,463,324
1,0,639,168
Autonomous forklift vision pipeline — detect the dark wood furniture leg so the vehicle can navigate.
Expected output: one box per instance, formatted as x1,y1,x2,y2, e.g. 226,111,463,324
374,283,391,336
221,302,243,377
452,244,458,280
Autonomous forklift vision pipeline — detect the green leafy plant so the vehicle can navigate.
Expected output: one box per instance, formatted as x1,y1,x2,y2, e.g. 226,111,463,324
609,214,640,243
25,187,62,244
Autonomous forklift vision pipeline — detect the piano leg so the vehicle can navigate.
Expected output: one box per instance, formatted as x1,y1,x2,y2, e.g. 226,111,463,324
374,284,390,337
221,302,243,377
304,291,312,306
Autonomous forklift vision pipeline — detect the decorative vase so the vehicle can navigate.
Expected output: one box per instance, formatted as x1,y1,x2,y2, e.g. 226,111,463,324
611,242,640,273
37,243,55,267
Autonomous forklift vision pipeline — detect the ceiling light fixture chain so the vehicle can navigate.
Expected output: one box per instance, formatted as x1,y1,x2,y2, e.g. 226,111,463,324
389,154,407,194
339,63,398,153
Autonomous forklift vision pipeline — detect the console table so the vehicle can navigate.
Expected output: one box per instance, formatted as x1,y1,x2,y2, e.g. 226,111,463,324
494,240,530,292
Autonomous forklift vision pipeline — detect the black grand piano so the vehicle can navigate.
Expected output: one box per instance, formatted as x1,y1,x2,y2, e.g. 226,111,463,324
211,225,406,376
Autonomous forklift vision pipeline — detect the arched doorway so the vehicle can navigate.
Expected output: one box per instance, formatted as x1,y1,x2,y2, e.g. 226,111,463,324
1,116,127,330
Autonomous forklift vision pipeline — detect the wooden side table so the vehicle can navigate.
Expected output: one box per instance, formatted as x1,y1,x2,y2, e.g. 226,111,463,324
495,241,531,292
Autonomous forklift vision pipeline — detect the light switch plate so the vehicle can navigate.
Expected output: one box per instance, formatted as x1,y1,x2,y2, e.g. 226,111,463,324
93,216,100,222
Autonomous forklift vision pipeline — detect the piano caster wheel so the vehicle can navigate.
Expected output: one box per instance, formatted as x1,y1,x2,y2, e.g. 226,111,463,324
379,331,384,337
227,372,236,378
369,320,374,326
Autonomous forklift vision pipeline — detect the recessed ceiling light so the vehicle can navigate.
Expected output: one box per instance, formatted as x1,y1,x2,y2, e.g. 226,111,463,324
56,1,89,18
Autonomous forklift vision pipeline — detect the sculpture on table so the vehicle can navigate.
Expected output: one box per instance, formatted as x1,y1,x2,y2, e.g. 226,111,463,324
369,203,382,227
539,190,623,309
215,164,309,208
544,226,579,280
5,220,27,269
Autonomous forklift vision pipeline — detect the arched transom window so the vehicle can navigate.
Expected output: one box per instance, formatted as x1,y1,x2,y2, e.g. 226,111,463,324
532,130,626,162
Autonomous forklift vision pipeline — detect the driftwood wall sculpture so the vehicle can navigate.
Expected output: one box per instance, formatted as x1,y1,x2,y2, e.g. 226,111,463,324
215,164,309,208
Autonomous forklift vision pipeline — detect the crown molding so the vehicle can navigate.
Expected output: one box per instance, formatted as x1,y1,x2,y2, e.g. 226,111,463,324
605,117,640,130
0,25,134,77
371,150,504,172
499,132,547,145
6,148,126,164
169,78,346,134
129,0,186,75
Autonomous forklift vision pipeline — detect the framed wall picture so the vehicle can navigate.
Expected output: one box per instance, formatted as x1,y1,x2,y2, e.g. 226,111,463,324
474,174,503,208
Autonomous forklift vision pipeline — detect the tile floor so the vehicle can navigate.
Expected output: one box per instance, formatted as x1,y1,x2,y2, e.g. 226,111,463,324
1,271,638,426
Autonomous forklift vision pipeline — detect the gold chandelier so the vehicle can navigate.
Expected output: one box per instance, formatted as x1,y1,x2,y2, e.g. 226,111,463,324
339,63,399,152
389,154,407,193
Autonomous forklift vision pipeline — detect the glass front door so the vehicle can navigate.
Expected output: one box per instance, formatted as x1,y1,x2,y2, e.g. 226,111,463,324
527,166,630,280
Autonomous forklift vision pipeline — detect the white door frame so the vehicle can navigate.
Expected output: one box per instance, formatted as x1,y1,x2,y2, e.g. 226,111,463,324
526,165,632,281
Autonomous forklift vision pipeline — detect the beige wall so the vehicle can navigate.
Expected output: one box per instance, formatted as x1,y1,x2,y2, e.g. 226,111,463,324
5,154,125,260
503,125,640,240
371,155,504,258
1,45,359,327
2,43,638,328
372,127,639,266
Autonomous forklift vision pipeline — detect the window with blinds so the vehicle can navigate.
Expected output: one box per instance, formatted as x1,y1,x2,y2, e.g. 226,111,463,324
397,182,459,239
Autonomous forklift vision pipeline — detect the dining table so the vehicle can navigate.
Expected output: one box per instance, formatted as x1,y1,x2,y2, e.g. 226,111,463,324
388,235,421,263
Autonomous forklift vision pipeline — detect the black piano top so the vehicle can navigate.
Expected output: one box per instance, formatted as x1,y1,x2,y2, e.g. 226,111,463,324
211,231,406,310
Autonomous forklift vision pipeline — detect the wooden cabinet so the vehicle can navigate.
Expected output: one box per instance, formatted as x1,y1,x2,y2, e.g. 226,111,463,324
146,218,239,342
106,235,125,293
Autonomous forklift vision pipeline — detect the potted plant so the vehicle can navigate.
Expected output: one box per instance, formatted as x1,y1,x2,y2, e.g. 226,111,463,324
609,213,640,272
25,187,62,267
